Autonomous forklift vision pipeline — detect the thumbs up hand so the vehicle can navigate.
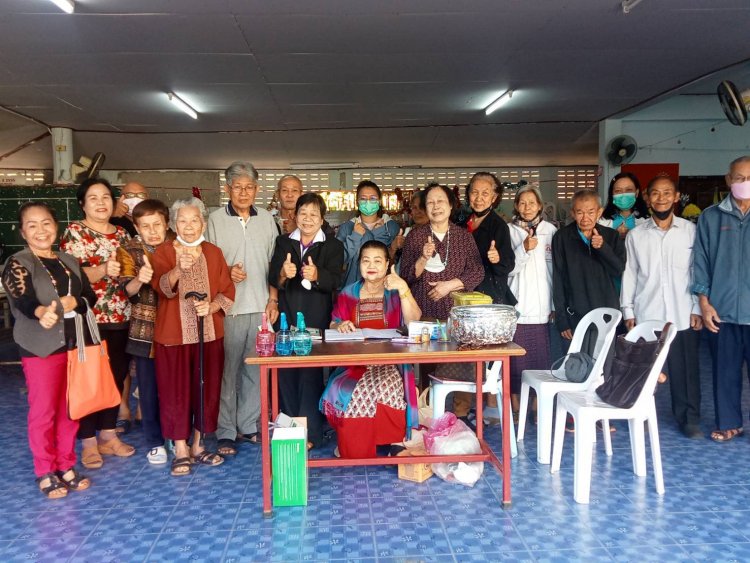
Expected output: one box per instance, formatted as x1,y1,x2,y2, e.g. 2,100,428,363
391,228,405,251
591,228,604,250
178,246,195,271
282,252,297,279
422,235,436,260
384,264,407,295
38,302,59,329
137,253,154,284
301,255,317,283
105,255,121,278
487,239,500,264
523,228,538,252
230,261,247,284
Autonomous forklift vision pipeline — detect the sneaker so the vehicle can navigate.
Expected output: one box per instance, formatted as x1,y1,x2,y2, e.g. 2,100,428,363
147,446,168,465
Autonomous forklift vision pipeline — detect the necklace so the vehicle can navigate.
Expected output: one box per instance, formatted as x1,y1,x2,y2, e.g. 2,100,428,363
429,227,450,267
34,253,72,296
361,283,385,300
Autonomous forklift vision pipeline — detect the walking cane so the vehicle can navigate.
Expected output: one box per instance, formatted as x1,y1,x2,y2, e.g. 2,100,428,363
185,291,208,447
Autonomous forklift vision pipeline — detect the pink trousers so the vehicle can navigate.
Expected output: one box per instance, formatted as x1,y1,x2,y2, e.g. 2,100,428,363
22,353,79,477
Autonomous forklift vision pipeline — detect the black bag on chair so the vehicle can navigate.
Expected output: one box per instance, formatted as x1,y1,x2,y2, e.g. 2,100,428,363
596,323,671,409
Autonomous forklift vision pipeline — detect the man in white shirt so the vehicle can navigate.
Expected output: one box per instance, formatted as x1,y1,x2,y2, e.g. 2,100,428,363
621,174,703,439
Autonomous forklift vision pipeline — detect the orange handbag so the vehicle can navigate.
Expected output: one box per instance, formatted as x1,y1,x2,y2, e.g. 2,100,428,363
66,306,121,420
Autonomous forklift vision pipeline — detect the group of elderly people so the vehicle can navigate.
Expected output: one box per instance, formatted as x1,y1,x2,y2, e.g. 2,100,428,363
6,155,750,498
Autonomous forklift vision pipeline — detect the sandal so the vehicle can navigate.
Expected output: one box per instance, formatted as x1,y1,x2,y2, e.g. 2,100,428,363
37,472,68,499
81,445,103,469
711,428,744,443
98,437,136,457
191,451,224,467
238,432,261,445
217,439,237,456
57,468,90,491
115,419,131,435
170,457,192,477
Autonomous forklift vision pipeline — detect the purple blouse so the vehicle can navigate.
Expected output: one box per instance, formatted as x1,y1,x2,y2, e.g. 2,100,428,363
401,222,484,320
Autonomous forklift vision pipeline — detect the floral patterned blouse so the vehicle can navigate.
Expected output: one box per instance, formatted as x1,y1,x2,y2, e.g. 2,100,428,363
60,221,131,325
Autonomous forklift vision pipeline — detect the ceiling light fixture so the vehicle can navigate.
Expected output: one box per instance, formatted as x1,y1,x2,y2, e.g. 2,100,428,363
48,0,75,14
485,90,514,115
167,92,198,119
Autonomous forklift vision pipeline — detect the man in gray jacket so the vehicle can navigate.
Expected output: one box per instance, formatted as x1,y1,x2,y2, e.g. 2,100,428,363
693,155,750,443
207,161,279,455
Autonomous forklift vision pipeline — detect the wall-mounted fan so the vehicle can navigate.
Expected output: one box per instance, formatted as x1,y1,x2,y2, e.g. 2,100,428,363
606,135,638,166
717,80,750,126
70,152,106,182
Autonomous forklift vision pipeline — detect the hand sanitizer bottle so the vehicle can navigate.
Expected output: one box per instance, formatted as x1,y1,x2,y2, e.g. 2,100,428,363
255,312,275,357
293,311,313,356
275,312,292,356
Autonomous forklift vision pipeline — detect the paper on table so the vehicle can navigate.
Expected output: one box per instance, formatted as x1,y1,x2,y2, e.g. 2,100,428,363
323,328,403,342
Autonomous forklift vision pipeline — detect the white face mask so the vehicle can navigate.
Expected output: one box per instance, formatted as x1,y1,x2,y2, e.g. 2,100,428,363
122,197,142,216
731,180,750,200
176,234,205,247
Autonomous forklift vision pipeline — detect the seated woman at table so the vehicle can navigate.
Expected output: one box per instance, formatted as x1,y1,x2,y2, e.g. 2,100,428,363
319,240,421,458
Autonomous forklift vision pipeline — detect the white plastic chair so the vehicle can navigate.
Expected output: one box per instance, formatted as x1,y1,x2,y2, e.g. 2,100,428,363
550,321,676,504
429,360,518,458
517,308,621,464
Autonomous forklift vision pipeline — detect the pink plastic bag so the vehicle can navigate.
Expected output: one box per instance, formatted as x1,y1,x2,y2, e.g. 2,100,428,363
424,413,484,487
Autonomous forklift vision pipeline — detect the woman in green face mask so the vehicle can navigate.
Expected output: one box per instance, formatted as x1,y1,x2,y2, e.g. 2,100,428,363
337,180,402,287
599,172,650,238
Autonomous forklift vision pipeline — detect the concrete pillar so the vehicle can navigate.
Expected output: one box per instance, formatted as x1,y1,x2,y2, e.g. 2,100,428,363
51,127,74,185
598,118,623,196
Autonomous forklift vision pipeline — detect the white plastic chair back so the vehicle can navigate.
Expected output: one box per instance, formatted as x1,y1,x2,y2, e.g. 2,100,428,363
621,321,677,411
565,307,622,387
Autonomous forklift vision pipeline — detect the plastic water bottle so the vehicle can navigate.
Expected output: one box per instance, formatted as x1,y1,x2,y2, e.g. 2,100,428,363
255,312,275,357
293,311,312,356
275,312,293,356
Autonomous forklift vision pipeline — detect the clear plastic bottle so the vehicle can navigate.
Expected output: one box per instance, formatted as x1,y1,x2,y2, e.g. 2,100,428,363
255,312,275,357
293,311,312,356
275,312,293,356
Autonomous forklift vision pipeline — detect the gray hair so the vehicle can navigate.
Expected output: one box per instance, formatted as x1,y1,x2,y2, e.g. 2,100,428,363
169,197,207,231
513,185,544,209
570,189,601,208
225,161,258,185
729,155,750,173
276,174,303,191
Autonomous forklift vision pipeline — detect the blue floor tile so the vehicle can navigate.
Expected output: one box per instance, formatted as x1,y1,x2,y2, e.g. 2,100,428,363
0,336,748,561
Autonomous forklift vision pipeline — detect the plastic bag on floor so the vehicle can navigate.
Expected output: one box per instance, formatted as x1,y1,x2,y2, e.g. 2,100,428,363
424,413,484,487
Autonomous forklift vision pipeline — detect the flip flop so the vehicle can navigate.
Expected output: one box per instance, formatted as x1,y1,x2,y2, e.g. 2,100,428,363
238,432,261,445
711,428,744,443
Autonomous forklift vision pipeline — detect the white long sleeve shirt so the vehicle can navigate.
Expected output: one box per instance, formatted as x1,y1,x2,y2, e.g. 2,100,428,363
620,216,700,331
508,220,556,324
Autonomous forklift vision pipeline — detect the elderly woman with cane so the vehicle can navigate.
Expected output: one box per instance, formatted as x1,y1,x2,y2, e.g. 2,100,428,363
151,197,235,477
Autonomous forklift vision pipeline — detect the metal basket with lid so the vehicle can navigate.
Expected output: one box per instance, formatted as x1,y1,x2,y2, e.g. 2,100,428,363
448,304,519,346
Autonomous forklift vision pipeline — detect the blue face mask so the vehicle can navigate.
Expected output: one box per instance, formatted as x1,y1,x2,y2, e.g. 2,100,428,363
358,200,380,216
612,193,636,211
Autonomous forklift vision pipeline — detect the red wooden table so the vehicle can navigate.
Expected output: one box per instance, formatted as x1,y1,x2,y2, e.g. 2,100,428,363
245,339,526,516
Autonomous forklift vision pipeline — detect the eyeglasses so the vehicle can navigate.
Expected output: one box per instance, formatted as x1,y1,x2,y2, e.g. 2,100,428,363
230,184,258,193
124,192,147,199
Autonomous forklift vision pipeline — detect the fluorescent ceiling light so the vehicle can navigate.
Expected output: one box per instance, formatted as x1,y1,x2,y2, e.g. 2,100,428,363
485,90,514,115
289,162,359,170
48,0,75,14
167,92,198,119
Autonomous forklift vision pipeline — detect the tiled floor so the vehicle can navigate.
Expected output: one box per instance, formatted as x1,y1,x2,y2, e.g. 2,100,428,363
1,336,750,562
